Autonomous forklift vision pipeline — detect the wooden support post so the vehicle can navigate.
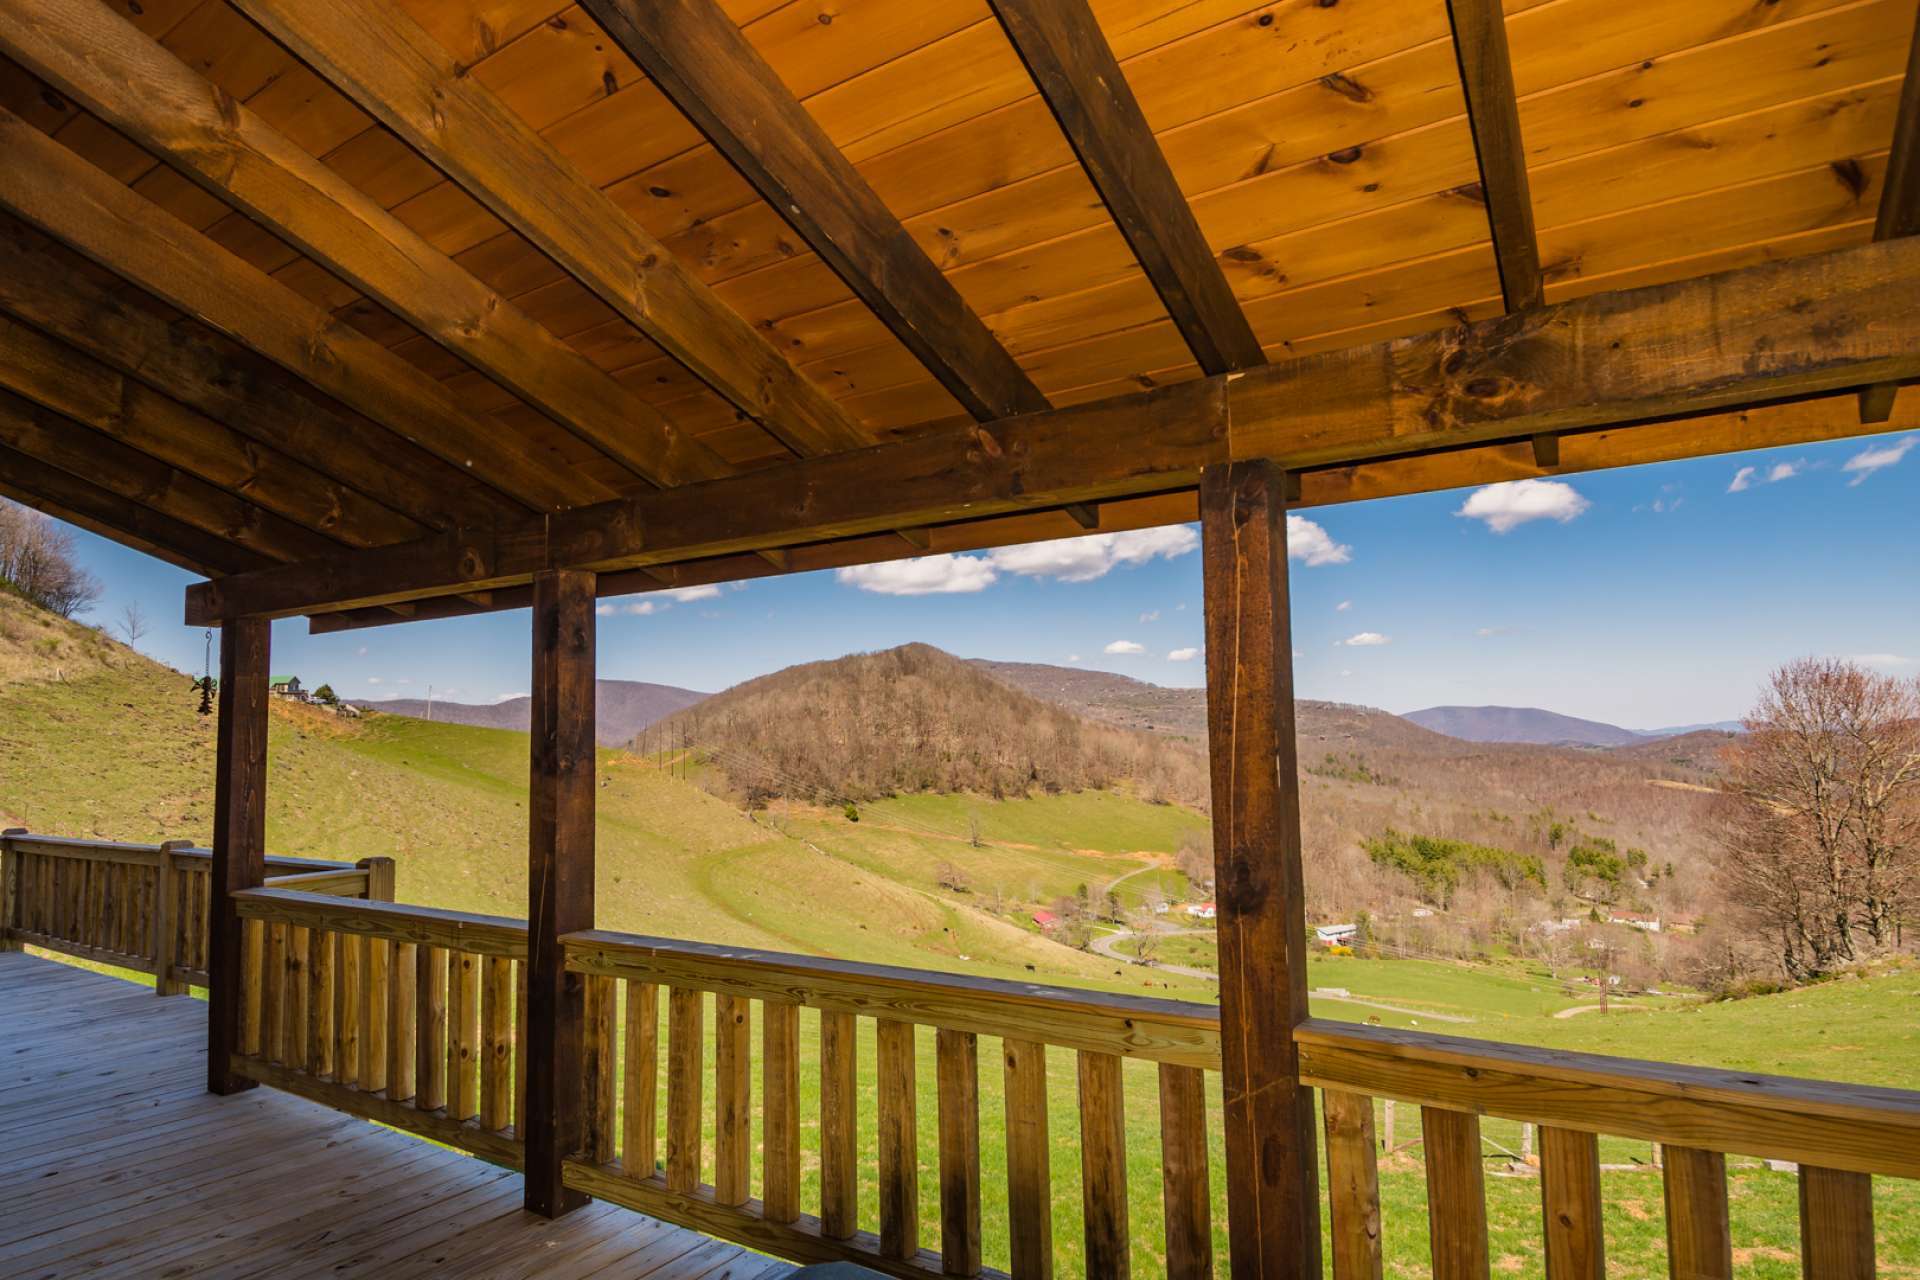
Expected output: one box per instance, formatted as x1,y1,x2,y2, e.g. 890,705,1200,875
152,839,190,994
358,856,396,902
523,568,596,1218
209,616,269,1095
1199,460,1321,1278
1,828,23,951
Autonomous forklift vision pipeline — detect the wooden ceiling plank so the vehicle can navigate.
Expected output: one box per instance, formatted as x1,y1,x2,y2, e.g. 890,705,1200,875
577,0,1050,423
0,0,730,492
0,312,421,548
985,0,1262,376
1861,10,1920,421
185,235,1920,622
0,389,338,564
0,108,598,513
231,0,871,458
0,442,270,578
0,219,521,532
1446,0,1544,313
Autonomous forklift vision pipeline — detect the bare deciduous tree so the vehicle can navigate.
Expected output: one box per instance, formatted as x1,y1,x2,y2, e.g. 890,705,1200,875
0,501,102,618
118,602,148,647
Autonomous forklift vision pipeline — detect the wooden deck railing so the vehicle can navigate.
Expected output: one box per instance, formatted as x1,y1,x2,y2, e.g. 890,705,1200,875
559,928,1223,1280
0,830,379,991
227,887,529,1169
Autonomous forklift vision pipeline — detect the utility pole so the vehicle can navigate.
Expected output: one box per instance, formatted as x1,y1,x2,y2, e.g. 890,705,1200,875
426,684,435,721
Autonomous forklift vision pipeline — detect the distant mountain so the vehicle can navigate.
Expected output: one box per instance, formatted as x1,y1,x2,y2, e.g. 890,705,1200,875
1637,720,1745,737
358,679,706,747
1402,704,1645,747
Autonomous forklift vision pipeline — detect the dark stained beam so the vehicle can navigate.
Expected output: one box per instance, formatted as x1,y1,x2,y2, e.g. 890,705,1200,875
579,0,1050,422
1063,503,1101,530
0,312,422,547
523,568,597,1218
1860,13,1920,423
185,236,1920,623
0,441,268,577
0,2,729,491
1446,0,1543,313
1199,460,1320,1277
0,107,597,512
233,0,872,458
0,218,524,531
0,390,341,564
986,0,1264,375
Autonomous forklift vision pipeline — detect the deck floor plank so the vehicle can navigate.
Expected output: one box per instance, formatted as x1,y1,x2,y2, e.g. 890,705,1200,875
0,951,794,1280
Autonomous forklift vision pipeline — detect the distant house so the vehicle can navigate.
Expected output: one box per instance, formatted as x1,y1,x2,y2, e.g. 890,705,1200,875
1315,923,1358,947
1665,913,1702,935
1608,910,1662,933
1031,910,1060,932
1531,917,1587,936
268,675,307,701
1186,902,1216,920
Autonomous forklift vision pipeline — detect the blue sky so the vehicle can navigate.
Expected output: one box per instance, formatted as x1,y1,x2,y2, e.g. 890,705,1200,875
60,429,1917,730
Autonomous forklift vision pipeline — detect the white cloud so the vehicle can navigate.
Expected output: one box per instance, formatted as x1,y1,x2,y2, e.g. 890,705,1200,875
598,599,668,616
1104,640,1145,655
355,645,368,657
988,526,1197,583
1475,626,1511,638
1139,609,1161,623
1767,462,1799,483
1456,479,1590,533
366,676,382,685
1340,632,1391,647
1286,515,1351,566
491,692,528,704
1843,435,1917,485
836,554,996,595
663,585,722,602
1849,653,1915,668
1167,647,1200,662
1728,466,1756,493
1336,600,1352,612
1066,654,1082,663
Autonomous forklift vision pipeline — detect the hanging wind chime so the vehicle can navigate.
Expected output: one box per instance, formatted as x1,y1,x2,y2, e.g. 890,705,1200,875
192,627,214,716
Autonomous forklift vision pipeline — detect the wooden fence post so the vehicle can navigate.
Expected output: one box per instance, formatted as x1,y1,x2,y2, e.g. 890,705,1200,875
1199,460,1322,1278
209,616,270,1095
524,568,597,1218
153,839,191,994
1,828,24,952
358,856,396,902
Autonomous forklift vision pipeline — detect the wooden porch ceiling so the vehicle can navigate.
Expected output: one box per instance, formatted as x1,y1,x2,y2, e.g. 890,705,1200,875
0,0,1914,621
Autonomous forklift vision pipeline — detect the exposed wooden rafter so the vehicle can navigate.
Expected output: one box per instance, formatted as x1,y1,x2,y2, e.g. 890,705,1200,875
1859,12,1920,424
185,237,1920,623
580,0,1051,423
0,0,733,493
0,108,597,512
987,0,1264,375
230,0,872,459
1446,0,1544,313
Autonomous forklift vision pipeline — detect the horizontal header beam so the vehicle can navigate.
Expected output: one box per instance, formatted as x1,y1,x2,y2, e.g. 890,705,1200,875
187,236,1920,623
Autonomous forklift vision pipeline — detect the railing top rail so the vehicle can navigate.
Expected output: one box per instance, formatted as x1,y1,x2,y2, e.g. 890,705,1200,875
2,831,356,871
232,887,528,957
1296,1017,1920,1179
564,927,1222,1068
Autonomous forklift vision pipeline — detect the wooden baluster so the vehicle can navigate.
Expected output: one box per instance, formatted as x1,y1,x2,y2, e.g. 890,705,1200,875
309,929,335,1080
152,841,187,994
285,924,309,1072
1322,1089,1382,1280
106,861,122,953
196,865,211,972
877,1018,920,1261
0,834,19,951
820,1009,858,1240
80,859,96,946
262,921,286,1064
714,992,751,1205
417,944,448,1111
362,931,390,1094
624,980,660,1178
1541,1127,1604,1279
450,949,480,1120
762,999,799,1223
666,986,704,1193
1160,1064,1214,1280
1004,1038,1053,1280
336,931,362,1087
1422,1107,1490,1280
389,941,417,1102
239,916,264,1058
582,972,616,1160
119,862,136,955
482,954,514,1130
936,1029,982,1278
1662,1147,1732,1280
514,957,528,1134
1078,1050,1130,1279
1798,1166,1875,1280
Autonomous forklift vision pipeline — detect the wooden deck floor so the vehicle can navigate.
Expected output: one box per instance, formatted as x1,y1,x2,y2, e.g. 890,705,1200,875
0,951,795,1280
